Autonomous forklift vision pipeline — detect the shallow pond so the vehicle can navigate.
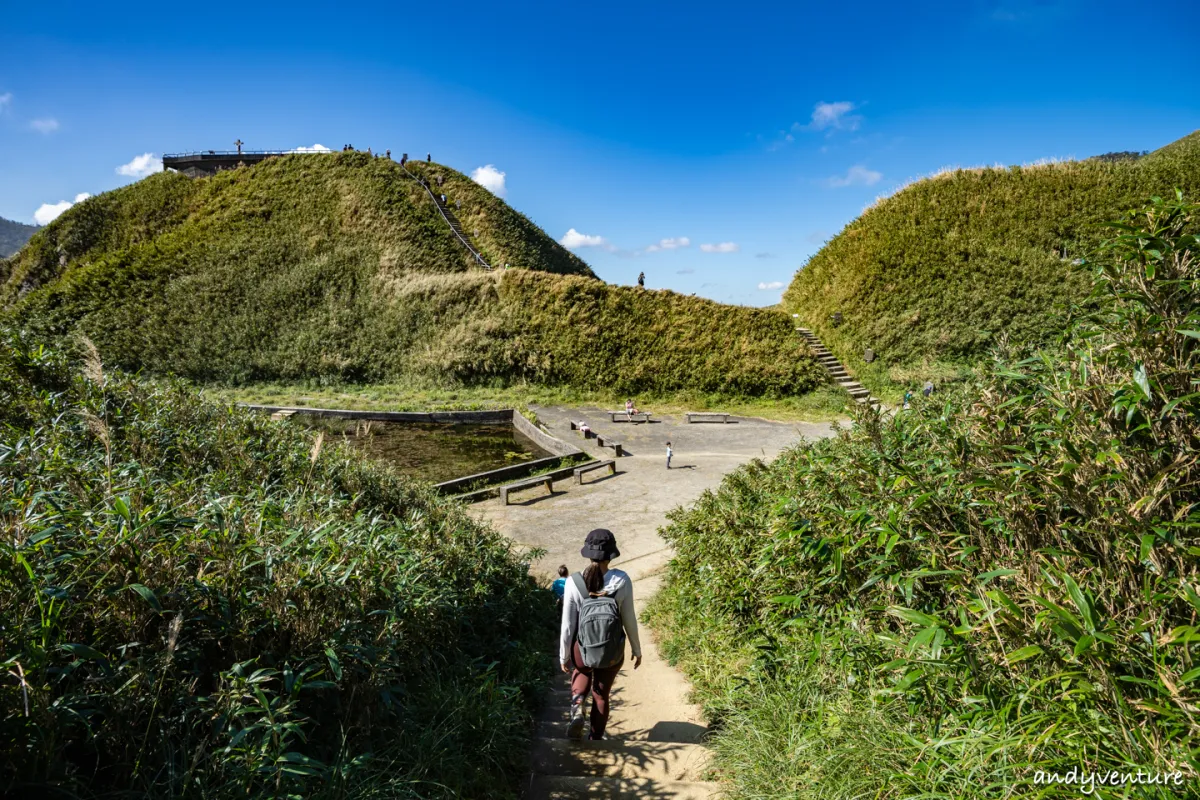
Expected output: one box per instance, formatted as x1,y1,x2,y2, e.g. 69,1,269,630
304,418,552,484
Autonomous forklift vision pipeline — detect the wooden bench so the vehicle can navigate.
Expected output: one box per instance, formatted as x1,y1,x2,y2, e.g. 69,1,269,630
270,409,297,421
685,412,731,423
499,475,554,505
595,435,624,457
575,459,616,484
607,411,651,423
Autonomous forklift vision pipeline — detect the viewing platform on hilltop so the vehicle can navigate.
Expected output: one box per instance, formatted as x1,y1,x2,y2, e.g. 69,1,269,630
163,146,333,177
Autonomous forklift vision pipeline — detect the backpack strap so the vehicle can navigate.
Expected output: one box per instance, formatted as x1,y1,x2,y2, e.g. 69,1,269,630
572,572,610,598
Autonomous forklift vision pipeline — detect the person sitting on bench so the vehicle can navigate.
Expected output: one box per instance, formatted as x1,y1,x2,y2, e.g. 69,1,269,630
624,399,640,419
578,421,592,436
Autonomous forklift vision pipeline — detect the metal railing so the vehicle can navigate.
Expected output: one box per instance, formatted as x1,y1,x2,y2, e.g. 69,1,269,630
162,149,337,158
401,163,492,270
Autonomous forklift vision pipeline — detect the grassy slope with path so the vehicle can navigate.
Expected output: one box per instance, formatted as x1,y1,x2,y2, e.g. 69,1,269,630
783,130,1200,395
1,152,825,398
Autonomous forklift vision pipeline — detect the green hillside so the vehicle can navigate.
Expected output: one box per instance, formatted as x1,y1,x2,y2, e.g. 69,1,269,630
650,197,1200,798
0,216,38,258
0,152,824,397
783,130,1200,387
0,332,555,798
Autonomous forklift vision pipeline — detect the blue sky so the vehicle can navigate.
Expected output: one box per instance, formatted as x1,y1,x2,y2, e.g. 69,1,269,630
2,0,1197,306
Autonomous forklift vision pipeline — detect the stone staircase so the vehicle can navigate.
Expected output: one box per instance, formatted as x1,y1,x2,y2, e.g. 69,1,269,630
401,164,493,269
796,327,878,406
525,680,719,799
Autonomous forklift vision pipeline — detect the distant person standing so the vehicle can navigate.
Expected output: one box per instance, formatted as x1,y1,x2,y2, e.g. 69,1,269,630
637,271,645,288
427,152,431,162
401,153,408,165
385,149,391,159
903,390,913,410
665,441,673,469
923,381,934,398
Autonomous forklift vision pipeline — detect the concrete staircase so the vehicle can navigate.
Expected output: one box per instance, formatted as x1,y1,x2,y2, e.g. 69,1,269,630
525,681,719,799
401,164,493,269
796,327,878,406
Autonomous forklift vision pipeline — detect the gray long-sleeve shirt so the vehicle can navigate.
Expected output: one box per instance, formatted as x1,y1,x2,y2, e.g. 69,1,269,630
559,567,642,664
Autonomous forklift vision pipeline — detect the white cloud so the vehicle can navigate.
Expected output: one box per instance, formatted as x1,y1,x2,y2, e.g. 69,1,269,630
34,192,92,225
801,101,862,132
30,118,59,134
0,92,11,111
824,165,882,188
471,164,507,197
676,268,695,274
757,281,785,290
755,252,776,259
116,153,163,178
560,228,607,249
700,242,739,254
290,143,332,153
644,236,690,253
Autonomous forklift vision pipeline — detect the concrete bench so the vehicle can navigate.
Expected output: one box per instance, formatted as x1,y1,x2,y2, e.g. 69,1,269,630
608,411,651,423
595,435,624,457
569,420,595,438
686,412,731,423
499,475,554,505
575,460,616,484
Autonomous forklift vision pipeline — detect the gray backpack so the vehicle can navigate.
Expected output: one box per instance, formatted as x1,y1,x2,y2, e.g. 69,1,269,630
571,574,626,668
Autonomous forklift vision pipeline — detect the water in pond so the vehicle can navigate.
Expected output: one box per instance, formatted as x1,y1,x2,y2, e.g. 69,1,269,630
305,418,552,484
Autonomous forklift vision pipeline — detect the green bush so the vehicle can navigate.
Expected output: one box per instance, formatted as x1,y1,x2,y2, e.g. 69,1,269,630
0,335,557,799
649,195,1200,798
783,130,1200,385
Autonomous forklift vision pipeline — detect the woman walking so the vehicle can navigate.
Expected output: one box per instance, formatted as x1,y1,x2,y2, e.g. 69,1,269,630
560,529,642,740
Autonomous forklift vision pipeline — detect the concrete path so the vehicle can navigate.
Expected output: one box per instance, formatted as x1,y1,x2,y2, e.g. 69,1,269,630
472,405,835,800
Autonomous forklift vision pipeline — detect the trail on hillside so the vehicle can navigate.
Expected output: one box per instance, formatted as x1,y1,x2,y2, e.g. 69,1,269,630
474,405,833,799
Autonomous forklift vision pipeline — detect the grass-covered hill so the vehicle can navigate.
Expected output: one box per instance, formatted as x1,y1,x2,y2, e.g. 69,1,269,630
0,152,824,397
0,216,38,258
783,130,1200,387
0,331,556,798
649,197,1200,798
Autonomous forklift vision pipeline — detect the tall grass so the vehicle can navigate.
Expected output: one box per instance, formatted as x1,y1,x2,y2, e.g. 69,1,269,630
648,195,1200,798
784,129,1200,388
0,334,557,798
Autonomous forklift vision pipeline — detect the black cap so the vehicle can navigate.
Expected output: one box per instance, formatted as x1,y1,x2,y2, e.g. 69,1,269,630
581,528,620,561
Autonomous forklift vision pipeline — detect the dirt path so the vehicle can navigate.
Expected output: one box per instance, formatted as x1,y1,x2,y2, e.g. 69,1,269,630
473,405,834,799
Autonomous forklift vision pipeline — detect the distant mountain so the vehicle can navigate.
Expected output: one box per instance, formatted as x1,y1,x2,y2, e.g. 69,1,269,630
0,217,39,258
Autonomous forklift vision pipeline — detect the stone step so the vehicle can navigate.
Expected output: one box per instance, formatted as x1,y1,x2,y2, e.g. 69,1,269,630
530,738,711,783
525,775,720,800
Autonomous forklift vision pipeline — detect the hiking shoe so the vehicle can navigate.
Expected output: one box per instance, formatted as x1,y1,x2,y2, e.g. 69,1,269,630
567,700,586,740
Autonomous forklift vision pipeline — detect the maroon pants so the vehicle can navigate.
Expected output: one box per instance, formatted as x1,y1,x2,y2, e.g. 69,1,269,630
570,641,622,739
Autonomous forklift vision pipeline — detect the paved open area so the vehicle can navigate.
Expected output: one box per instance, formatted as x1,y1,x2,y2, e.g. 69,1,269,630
475,404,834,580
473,405,836,799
